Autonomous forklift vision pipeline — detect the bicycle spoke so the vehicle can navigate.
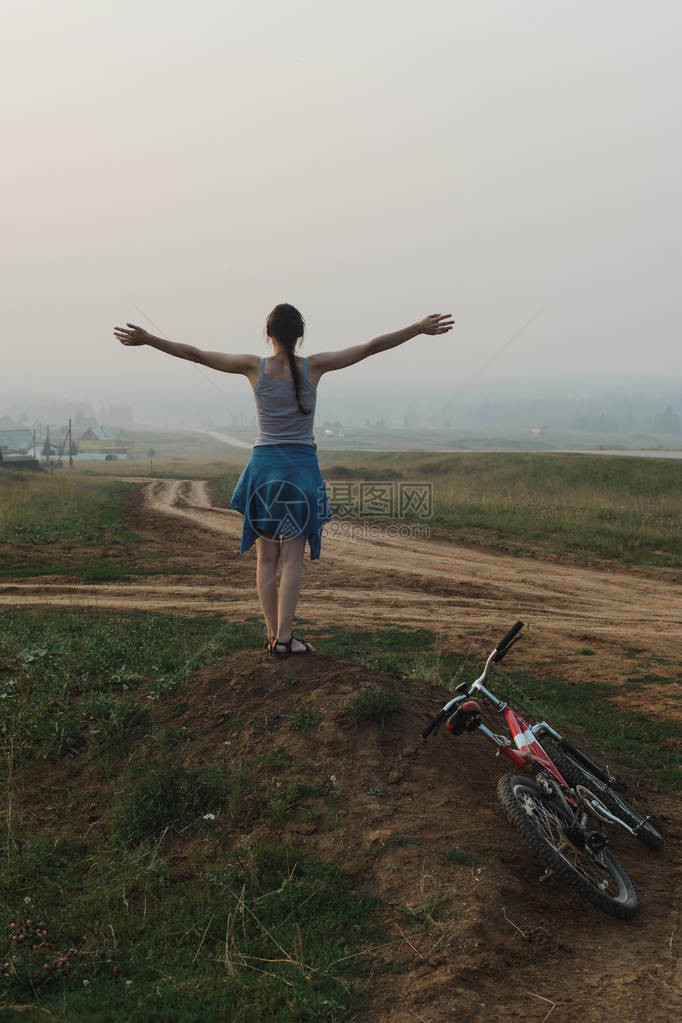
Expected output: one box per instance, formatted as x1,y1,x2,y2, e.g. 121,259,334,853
522,792,619,895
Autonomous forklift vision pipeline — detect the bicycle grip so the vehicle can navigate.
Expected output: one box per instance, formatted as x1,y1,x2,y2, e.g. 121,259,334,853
421,709,447,740
494,620,524,655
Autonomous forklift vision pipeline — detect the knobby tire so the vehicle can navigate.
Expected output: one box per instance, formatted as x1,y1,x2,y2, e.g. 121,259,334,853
497,774,639,920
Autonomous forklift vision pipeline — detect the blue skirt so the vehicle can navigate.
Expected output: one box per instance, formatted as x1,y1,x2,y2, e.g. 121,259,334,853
229,444,332,560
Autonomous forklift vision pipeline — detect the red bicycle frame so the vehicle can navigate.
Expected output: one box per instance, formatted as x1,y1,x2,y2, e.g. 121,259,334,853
499,705,567,786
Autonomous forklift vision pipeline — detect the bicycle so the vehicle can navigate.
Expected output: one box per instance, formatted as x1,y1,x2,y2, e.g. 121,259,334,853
421,621,663,920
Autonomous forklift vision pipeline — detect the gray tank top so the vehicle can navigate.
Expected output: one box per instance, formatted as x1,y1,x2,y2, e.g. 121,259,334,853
253,356,317,447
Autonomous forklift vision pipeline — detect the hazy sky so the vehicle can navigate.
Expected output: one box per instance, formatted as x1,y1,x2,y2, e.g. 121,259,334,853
3,0,680,415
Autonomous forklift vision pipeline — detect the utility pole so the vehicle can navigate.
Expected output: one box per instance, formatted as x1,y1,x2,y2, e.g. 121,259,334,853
68,418,73,467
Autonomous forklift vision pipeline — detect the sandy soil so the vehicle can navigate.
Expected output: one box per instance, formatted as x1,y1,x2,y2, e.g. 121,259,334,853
3,478,681,1020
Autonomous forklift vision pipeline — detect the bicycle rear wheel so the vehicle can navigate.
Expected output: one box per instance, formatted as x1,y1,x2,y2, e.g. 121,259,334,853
497,774,639,920
544,740,663,851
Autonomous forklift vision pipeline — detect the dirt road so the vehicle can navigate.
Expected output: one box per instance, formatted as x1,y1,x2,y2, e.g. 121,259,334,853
3,478,681,675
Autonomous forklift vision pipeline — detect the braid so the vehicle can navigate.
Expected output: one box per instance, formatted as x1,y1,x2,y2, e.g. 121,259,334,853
266,303,310,416
283,342,310,416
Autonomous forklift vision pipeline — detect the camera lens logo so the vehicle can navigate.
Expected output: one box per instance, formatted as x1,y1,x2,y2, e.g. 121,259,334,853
247,480,310,538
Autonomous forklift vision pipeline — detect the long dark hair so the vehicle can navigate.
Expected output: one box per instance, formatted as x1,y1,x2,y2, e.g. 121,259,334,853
266,303,310,415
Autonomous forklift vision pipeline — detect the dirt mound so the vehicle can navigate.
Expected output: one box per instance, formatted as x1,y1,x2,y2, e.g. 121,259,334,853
157,648,680,1023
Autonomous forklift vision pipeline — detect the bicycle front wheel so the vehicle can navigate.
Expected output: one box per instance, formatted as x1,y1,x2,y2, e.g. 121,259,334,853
544,740,663,852
497,774,639,920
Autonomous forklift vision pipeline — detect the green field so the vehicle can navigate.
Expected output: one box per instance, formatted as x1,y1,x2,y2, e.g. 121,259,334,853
1,608,678,1019
317,452,679,569
0,472,147,580
4,449,680,571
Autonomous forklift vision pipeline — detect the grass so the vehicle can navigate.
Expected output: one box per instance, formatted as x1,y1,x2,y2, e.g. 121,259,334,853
312,624,681,794
0,610,386,1020
4,453,679,577
310,452,681,570
0,472,153,580
0,609,264,763
112,758,260,844
0,472,136,543
345,686,404,729
0,605,678,1018
495,666,682,793
281,701,324,734
1,839,382,1021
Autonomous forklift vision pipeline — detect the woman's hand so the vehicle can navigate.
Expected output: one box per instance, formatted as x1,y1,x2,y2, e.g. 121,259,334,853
113,323,154,347
417,313,455,335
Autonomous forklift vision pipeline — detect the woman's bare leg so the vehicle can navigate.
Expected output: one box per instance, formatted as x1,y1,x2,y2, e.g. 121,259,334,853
256,534,280,642
276,536,310,652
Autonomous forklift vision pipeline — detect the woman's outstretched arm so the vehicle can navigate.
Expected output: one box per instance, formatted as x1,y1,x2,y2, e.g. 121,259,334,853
113,323,257,375
308,313,454,381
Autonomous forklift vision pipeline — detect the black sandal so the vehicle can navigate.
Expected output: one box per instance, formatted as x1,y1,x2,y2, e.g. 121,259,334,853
272,635,313,658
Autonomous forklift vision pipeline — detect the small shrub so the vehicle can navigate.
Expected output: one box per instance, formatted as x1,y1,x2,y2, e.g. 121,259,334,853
84,693,152,750
113,759,259,844
260,746,291,770
282,701,324,733
263,779,325,823
346,686,404,728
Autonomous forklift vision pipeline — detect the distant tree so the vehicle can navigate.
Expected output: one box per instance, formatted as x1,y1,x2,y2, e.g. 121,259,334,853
572,414,619,433
653,405,681,434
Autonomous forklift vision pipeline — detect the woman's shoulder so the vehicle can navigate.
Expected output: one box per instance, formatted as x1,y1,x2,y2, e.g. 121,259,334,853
261,355,310,382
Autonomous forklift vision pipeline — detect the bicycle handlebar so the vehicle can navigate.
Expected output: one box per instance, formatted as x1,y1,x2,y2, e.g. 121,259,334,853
421,708,447,740
422,621,524,738
492,620,524,661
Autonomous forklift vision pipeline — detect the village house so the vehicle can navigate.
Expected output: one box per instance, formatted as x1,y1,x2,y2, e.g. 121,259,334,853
0,429,40,469
0,429,35,457
78,426,129,461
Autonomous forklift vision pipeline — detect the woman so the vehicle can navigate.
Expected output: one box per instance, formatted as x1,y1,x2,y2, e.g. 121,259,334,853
114,305,454,657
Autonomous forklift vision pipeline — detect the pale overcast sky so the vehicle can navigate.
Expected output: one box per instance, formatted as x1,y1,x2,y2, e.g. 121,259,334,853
2,0,680,410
